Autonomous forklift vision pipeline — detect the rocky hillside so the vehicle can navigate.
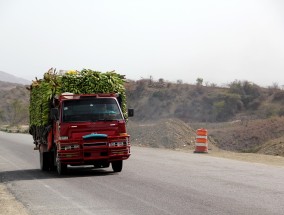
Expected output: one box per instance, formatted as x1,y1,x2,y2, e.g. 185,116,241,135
125,79,284,123
0,71,30,125
197,118,284,157
0,81,29,125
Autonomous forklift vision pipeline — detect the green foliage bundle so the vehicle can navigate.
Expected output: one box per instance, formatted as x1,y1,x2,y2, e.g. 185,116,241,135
29,68,127,127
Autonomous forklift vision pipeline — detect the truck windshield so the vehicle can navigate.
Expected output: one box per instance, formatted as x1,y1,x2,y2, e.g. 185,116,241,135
62,98,123,122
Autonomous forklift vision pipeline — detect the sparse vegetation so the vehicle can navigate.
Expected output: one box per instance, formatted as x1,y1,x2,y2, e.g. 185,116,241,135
0,82,29,125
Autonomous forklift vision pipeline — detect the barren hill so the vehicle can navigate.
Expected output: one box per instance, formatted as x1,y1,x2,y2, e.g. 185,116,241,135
0,82,29,125
125,79,284,123
0,71,29,85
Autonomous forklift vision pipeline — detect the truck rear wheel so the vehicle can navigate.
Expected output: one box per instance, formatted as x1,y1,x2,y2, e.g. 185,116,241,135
112,160,123,172
49,152,56,171
40,151,49,171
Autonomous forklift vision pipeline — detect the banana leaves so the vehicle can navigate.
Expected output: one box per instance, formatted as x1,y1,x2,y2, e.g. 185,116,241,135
29,68,128,128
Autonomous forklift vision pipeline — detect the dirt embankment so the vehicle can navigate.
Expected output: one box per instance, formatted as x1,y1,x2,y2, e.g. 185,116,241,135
127,118,197,149
208,117,284,156
128,118,284,157
127,118,284,167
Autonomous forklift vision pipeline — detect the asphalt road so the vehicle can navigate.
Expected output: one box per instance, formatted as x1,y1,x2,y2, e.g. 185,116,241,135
1,132,284,215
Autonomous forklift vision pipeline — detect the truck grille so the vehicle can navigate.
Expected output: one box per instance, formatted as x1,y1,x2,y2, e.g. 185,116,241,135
58,152,80,158
84,142,107,147
110,148,129,155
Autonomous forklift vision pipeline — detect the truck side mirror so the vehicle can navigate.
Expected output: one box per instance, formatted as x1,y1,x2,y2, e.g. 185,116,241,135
50,108,59,121
128,108,134,117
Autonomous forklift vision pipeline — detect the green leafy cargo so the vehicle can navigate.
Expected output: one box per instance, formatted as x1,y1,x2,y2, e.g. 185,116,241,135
29,68,128,128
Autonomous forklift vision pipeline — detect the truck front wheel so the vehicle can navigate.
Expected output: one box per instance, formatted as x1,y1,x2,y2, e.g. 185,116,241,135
112,160,123,172
56,160,67,175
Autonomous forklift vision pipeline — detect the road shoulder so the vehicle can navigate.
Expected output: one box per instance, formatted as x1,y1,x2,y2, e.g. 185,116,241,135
207,149,284,167
0,184,29,215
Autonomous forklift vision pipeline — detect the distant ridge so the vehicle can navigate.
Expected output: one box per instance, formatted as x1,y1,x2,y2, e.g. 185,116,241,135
0,71,30,85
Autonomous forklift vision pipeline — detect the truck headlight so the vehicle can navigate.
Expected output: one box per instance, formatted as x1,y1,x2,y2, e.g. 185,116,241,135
109,142,126,147
59,144,80,150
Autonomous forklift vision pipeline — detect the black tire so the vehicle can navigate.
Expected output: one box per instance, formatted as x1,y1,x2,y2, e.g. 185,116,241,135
49,152,56,171
57,160,67,175
40,151,49,171
112,160,123,172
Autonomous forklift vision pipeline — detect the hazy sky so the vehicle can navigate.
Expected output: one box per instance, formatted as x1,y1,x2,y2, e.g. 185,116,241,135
1,0,284,87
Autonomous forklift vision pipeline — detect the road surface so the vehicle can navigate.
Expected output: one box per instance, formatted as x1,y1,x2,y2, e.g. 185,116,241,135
1,131,284,215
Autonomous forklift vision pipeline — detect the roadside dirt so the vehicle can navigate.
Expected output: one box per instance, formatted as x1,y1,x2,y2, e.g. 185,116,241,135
0,184,29,215
206,149,284,167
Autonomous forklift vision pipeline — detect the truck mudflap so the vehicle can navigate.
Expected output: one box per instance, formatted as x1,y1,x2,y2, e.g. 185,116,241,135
56,136,131,165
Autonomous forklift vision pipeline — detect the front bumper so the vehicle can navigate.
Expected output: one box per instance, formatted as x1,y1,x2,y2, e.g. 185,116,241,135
57,137,131,165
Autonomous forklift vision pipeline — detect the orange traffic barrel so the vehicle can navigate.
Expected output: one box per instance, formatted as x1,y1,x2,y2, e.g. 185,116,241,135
194,128,208,153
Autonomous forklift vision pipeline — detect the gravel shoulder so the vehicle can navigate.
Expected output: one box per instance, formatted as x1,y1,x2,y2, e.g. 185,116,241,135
207,149,284,167
0,184,29,215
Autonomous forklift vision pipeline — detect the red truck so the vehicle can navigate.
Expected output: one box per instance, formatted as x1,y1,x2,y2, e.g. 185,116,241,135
37,93,133,175
29,69,133,175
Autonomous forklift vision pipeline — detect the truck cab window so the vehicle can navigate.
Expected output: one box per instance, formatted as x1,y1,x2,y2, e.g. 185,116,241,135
62,98,123,122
